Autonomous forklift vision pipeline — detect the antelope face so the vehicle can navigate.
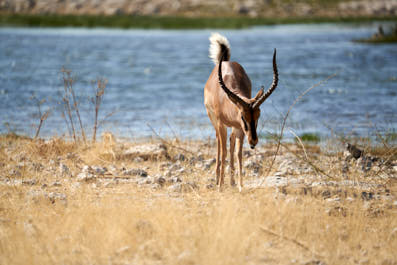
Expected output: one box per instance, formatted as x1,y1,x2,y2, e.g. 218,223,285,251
240,107,260,149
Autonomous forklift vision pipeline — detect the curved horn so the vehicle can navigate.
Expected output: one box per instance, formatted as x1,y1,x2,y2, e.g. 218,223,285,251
253,49,278,109
218,52,249,109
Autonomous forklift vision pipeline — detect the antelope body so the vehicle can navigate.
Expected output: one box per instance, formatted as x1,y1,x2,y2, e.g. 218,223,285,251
204,33,278,191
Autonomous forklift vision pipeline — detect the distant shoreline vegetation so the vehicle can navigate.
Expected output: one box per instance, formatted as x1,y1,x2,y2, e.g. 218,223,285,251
1,14,397,29
355,24,397,43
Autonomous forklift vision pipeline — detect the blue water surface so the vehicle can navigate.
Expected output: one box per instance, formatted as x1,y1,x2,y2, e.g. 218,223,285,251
0,23,396,140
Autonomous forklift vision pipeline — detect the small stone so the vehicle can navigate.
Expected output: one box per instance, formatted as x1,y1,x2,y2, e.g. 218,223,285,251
168,176,182,183
51,181,62,187
72,182,81,188
31,162,44,171
346,197,355,202
322,190,331,199
164,170,172,177
347,143,363,159
168,163,182,172
48,192,67,203
104,182,113,188
66,152,77,159
138,176,152,185
168,183,182,192
92,166,107,175
133,157,144,163
206,183,215,189
173,153,186,161
122,144,167,160
123,168,148,177
82,165,92,173
203,158,216,170
9,169,21,177
76,172,95,182
361,191,374,201
244,160,261,173
22,179,37,186
154,176,166,186
265,176,288,187
59,163,70,176
151,183,162,190
175,167,186,174
326,197,340,203
197,154,204,162
168,182,198,192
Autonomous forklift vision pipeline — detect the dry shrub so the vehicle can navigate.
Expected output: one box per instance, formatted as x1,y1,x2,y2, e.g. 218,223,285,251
27,138,78,159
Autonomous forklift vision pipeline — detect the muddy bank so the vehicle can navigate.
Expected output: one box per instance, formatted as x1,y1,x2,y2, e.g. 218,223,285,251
1,0,397,18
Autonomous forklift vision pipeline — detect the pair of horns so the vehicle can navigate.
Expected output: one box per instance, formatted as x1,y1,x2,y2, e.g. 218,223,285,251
218,49,278,109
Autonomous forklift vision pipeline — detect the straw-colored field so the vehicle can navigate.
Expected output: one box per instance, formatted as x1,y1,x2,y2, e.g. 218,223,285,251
0,134,396,265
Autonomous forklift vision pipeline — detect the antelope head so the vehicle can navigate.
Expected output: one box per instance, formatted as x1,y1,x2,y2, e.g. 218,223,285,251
218,49,278,149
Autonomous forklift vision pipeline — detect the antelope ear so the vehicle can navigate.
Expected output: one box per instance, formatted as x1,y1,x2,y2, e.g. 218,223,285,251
253,86,264,101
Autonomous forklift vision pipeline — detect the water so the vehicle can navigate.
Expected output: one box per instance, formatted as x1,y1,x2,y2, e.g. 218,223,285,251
0,23,396,141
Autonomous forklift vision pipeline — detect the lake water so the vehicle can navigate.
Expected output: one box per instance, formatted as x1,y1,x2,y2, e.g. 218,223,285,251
0,23,396,141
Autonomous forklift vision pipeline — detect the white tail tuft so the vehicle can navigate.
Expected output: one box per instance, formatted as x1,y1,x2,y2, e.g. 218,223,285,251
209,33,231,65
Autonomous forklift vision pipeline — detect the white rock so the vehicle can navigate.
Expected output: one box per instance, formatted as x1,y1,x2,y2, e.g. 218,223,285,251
76,172,95,182
59,163,70,176
92,166,107,175
123,144,167,160
82,165,92,173
48,192,67,203
265,176,288,187
123,168,148,177
326,197,341,203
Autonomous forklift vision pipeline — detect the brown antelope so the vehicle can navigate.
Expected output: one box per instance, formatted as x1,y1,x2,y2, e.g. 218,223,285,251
204,33,278,191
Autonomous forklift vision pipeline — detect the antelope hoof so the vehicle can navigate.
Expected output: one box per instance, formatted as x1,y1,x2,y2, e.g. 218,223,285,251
230,177,236,186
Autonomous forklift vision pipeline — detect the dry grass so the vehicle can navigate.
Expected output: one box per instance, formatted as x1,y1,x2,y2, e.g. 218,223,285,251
0,134,396,265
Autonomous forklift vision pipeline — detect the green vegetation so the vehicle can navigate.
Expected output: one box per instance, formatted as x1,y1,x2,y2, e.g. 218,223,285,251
355,23,397,43
298,133,320,143
1,14,397,29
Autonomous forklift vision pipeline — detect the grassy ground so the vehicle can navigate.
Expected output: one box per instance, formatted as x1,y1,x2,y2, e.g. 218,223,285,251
1,14,397,29
0,133,396,264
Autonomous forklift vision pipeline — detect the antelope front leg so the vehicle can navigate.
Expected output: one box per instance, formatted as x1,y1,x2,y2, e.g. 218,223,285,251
218,125,227,190
215,131,221,185
236,130,245,192
229,130,236,186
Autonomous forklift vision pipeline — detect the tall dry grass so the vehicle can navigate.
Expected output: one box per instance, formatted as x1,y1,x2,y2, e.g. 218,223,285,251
0,135,396,265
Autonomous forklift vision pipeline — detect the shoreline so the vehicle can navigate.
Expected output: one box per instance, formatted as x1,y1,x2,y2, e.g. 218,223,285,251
1,14,397,29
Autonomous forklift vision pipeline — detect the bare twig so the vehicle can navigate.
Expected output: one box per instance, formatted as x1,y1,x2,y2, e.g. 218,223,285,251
61,68,77,142
92,78,107,143
97,109,119,129
289,128,309,161
254,74,337,189
31,94,51,139
280,142,334,179
66,71,87,144
60,109,72,139
260,226,324,258
146,123,194,155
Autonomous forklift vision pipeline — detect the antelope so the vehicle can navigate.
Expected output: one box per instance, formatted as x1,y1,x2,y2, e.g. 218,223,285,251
204,33,278,191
